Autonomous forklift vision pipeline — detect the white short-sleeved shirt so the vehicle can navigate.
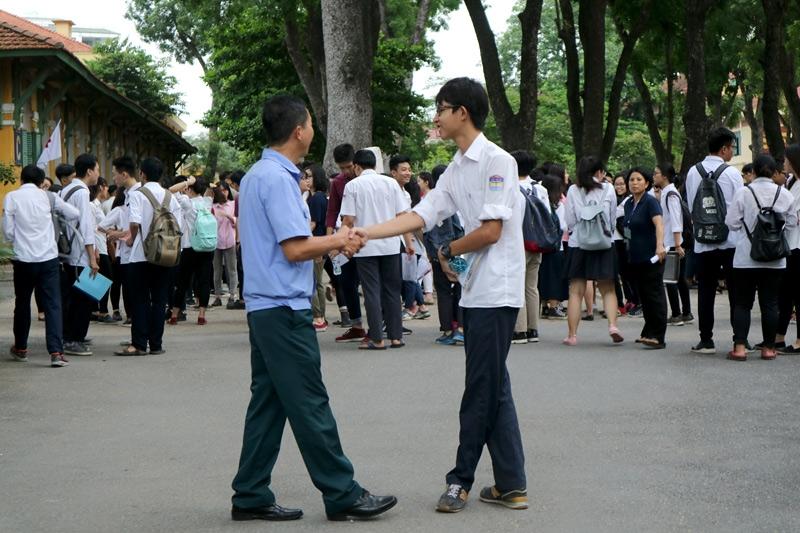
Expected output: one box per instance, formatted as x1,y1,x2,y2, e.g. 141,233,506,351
127,182,182,264
59,180,96,267
784,176,800,250
340,169,407,257
725,177,797,268
90,199,108,256
519,177,549,205
413,133,524,308
564,181,616,249
685,155,743,252
659,183,684,248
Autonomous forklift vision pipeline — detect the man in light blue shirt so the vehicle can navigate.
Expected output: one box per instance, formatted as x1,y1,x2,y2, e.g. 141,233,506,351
230,95,396,523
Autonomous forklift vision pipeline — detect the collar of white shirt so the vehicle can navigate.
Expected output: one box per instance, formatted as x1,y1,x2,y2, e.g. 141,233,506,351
453,133,488,166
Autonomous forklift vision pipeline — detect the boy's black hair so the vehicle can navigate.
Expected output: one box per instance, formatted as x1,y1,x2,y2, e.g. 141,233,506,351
55,163,75,180
511,150,537,177
140,157,163,182
389,154,411,171
333,143,355,164
353,149,376,170
435,77,489,130
21,164,45,186
708,127,737,154
74,153,97,178
112,156,136,176
262,95,308,146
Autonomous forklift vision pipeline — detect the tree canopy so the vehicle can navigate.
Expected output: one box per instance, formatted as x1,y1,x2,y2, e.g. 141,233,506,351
86,38,184,119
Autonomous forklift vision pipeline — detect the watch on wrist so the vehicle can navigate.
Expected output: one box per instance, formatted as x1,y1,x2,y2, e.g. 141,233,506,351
440,244,453,260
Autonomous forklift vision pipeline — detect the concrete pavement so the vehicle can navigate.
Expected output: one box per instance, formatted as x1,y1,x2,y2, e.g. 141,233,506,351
2,293,800,532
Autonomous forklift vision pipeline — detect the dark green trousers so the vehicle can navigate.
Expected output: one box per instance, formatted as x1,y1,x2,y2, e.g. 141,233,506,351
231,307,362,514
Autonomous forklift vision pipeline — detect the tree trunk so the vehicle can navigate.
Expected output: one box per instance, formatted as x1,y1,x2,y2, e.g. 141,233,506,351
556,0,583,163
578,0,607,159
741,81,764,159
679,1,714,175
761,0,786,161
284,2,328,137
780,44,800,143
464,0,542,151
321,0,380,171
602,1,652,162
665,32,674,156
632,65,671,167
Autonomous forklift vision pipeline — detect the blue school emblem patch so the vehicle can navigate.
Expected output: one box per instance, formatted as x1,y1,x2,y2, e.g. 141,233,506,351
489,175,504,191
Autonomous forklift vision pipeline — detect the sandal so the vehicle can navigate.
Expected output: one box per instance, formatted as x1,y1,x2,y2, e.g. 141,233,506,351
562,335,577,346
609,326,624,343
167,316,178,325
358,340,387,351
114,346,148,356
761,349,777,360
390,341,405,349
726,350,747,362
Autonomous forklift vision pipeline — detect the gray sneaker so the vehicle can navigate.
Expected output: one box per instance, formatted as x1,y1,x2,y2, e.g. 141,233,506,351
50,352,70,367
668,316,684,326
436,484,468,513
64,341,92,356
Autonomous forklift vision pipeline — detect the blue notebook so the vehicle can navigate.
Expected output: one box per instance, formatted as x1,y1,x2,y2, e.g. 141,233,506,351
73,269,112,301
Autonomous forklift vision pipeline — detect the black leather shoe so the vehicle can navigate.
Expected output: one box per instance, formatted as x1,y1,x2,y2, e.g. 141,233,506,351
327,489,397,521
231,504,303,521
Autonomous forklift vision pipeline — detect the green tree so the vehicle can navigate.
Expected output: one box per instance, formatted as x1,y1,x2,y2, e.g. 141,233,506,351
183,132,249,176
86,38,183,118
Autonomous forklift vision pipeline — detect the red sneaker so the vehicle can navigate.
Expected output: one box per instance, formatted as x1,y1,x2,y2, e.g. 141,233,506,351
335,327,367,343
314,320,329,333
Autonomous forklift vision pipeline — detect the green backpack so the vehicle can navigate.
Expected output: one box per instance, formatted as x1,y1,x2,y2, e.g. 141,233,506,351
191,203,218,252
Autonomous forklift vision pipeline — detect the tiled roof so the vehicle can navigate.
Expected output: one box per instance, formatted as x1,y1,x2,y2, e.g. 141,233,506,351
0,9,92,53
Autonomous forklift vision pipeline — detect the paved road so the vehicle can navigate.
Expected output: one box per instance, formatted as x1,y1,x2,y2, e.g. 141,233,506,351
2,294,800,532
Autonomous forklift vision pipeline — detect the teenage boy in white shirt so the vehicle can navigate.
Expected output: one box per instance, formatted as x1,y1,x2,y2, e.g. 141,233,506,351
356,77,527,513
4,165,79,367
116,157,181,356
339,149,410,349
59,154,100,357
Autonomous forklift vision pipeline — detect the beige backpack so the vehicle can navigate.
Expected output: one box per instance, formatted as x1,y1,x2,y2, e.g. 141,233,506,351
138,187,182,267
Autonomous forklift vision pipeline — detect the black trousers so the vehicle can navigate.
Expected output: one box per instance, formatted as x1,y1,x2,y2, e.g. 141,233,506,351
447,306,526,492
110,257,129,317
338,258,362,322
355,254,402,342
666,250,692,317
60,264,93,343
432,260,462,331
236,243,244,300
127,261,171,351
732,268,783,347
174,248,214,309
97,254,113,315
614,240,638,305
631,261,668,343
323,257,346,308
696,248,735,342
777,250,800,337
13,259,63,354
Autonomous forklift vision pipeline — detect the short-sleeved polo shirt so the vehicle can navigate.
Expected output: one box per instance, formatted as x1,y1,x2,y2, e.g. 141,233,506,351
623,193,662,264
239,149,313,312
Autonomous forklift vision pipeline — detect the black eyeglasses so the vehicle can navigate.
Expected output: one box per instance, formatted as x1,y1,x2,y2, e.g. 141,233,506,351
435,104,460,116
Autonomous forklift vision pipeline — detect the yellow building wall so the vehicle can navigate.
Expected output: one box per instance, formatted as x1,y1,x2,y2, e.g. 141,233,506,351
0,59,19,207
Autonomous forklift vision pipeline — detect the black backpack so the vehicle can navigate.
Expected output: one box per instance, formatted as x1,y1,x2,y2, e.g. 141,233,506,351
743,185,790,262
50,188,81,261
665,190,694,250
691,162,729,244
520,186,561,253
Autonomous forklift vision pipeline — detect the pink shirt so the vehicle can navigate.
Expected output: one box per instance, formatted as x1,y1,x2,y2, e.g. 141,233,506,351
213,200,236,249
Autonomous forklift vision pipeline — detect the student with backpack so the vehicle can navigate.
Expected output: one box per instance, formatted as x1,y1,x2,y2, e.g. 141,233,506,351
623,168,668,349
724,155,795,361
169,176,216,325
563,156,623,346
685,128,744,354
212,182,242,309
511,149,553,344
654,165,693,325
116,157,182,356
4,165,79,367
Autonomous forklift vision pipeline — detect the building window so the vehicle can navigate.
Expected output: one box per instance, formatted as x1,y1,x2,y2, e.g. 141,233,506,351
734,132,742,156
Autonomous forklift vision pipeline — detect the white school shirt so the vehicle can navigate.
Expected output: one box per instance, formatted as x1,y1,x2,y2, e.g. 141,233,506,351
783,175,800,251
340,169,407,257
685,155,744,252
413,133,524,308
90,199,108,255
2,184,79,263
111,182,142,265
659,183,683,248
59,180,96,267
725,177,797,269
176,194,213,249
127,182,182,264
519,176,549,204
564,181,616,249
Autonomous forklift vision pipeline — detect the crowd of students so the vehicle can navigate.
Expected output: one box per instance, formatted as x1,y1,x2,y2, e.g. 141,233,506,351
3,154,246,366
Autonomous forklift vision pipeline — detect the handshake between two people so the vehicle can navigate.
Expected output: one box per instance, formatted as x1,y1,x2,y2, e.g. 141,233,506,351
329,226,371,259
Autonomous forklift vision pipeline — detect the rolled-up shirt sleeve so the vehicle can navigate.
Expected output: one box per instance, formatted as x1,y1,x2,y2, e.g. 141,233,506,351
339,182,356,218
3,194,15,243
75,189,95,247
128,191,143,225
666,192,683,234
478,156,516,221
413,181,457,232
266,174,311,243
